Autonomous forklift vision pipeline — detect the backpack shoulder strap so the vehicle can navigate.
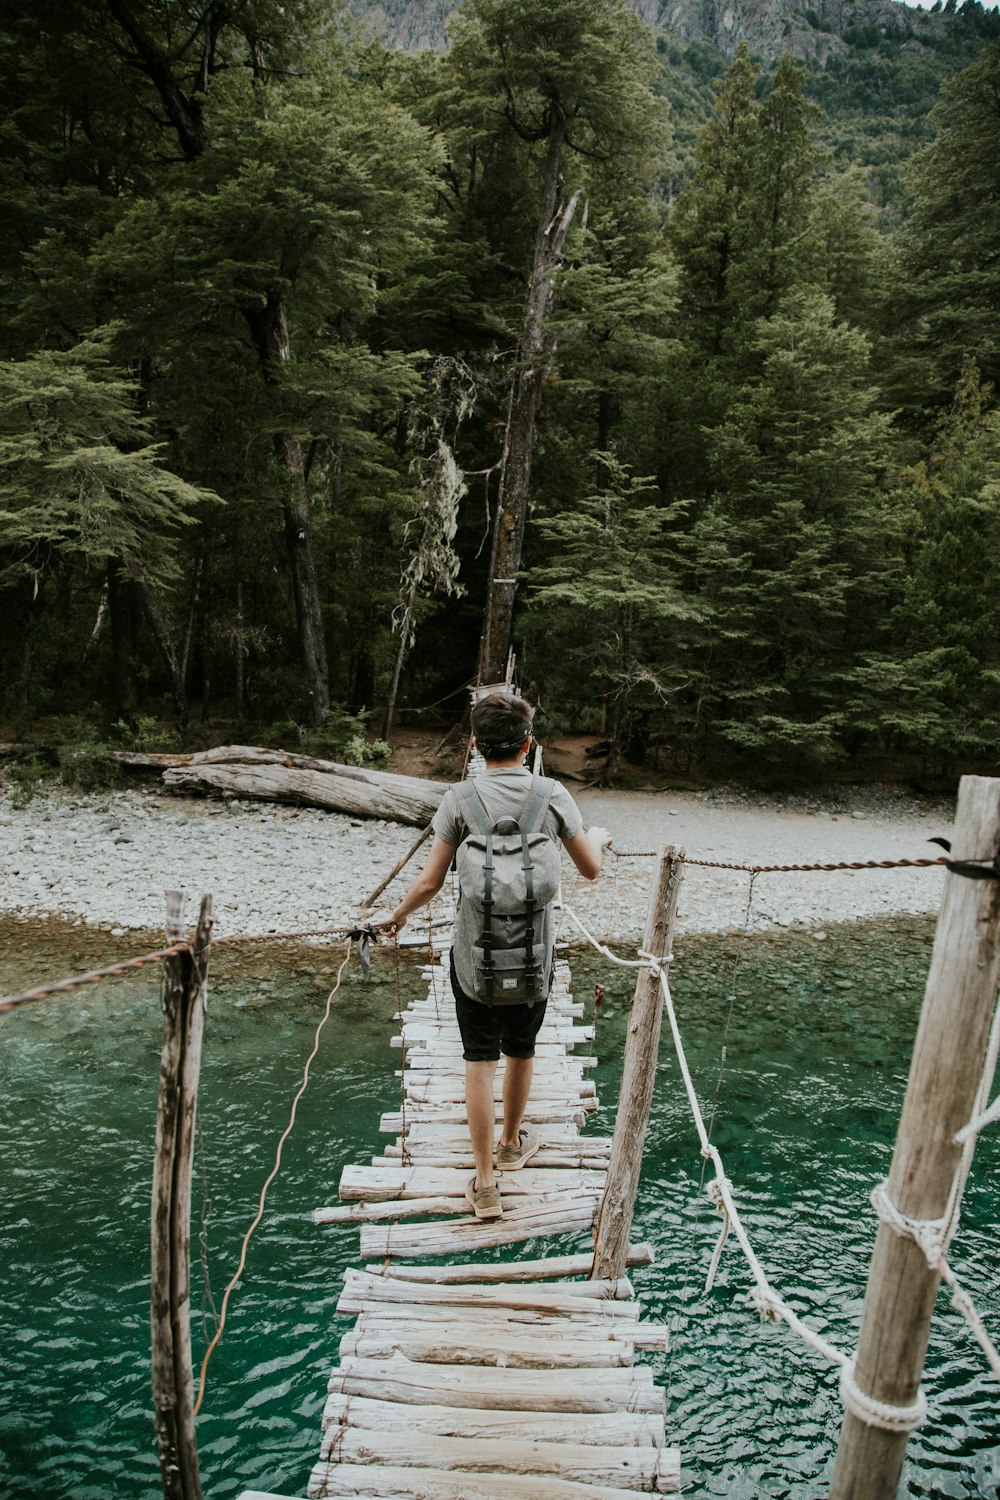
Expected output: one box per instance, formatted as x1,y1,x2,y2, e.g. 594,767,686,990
519,772,557,835
454,778,493,836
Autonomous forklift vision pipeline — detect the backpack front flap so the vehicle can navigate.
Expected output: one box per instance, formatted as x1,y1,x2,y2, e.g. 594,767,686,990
453,775,560,915
453,772,560,1004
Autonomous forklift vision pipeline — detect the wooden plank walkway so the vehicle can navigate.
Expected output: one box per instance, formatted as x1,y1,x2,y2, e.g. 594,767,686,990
296,937,680,1499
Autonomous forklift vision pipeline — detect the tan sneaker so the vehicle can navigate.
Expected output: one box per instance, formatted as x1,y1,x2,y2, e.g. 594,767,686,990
496,1127,541,1171
465,1176,503,1220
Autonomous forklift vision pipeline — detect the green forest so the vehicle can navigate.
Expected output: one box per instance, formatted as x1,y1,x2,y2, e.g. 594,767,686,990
2,0,1000,786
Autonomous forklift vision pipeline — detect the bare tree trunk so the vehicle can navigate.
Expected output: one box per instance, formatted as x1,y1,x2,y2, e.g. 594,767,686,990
108,558,139,723
234,579,246,726
81,581,109,665
382,593,415,741
480,119,580,683
102,8,329,727
244,294,330,726
179,555,203,694
130,572,189,733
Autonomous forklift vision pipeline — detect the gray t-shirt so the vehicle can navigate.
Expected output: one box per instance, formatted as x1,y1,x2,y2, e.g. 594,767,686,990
432,767,584,1002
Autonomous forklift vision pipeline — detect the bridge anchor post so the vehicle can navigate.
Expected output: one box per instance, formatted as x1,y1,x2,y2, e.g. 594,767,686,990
830,775,1000,1499
590,845,685,1281
151,890,214,1500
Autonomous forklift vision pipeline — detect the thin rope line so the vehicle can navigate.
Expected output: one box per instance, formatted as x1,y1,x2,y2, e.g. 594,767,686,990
192,939,353,1416
426,897,441,1024
706,873,757,1145
0,848,949,1013
652,957,848,1367
939,1258,1000,1380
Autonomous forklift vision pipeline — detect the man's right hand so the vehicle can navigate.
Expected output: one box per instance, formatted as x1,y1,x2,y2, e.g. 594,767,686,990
586,825,613,852
362,910,406,934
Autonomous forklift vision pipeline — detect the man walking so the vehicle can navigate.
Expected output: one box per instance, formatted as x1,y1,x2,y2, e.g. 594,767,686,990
375,694,609,1218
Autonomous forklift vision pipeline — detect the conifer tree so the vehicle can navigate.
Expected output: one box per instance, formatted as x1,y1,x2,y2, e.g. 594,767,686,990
847,361,1000,766
0,332,216,723
441,0,664,682
897,44,1000,413
523,454,702,775
692,289,897,765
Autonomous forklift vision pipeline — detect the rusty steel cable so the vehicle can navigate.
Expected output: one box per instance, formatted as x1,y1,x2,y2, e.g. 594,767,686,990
0,921,367,1011
0,942,193,1012
610,847,952,874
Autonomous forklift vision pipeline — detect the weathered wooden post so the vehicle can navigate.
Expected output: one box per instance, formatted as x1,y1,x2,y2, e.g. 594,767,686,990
151,891,213,1500
591,846,685,1281
829,775,1000,1500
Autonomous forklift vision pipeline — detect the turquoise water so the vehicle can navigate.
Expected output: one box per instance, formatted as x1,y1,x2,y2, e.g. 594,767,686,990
0,915,997,1499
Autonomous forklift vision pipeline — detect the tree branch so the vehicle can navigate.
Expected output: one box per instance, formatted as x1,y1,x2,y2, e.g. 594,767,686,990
104,0,207,160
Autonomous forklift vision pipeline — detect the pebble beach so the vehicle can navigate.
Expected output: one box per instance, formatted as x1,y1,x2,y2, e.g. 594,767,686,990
0,777,954,947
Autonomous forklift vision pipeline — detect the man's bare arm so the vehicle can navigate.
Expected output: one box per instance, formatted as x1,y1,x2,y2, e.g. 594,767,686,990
563,825,612,882
370,836,457,932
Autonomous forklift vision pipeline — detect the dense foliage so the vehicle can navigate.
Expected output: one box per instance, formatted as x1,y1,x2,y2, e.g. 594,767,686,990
1,0,998,782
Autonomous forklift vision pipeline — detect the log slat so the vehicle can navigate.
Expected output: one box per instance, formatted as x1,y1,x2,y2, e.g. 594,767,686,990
307,1461,677,1499
314,1428,678,1491
326,1356,665,1413
321,1394,660,1444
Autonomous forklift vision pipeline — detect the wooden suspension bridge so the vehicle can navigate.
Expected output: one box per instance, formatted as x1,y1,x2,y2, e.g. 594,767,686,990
236,848,685,1500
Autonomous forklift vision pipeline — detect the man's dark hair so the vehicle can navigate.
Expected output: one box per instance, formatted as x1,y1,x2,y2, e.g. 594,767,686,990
471,693,534,760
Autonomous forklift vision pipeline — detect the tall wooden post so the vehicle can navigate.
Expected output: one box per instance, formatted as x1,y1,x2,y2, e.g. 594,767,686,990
151,892,213,1500
829,776,1000,1499
591,847,685,1281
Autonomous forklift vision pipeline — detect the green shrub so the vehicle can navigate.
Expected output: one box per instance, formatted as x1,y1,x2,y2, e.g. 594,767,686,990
341,734,391,769
59,741,124,793
7,755,54,808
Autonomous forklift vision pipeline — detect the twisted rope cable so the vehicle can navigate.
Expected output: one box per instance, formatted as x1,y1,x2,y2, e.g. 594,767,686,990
648,954,851,1371
566,890,1000,1410
0,843,952,1012
939,1259,1000,1381
562,904,941,1428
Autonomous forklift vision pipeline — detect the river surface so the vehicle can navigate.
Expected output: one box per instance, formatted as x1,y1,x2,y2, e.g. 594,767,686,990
0,915,997,1499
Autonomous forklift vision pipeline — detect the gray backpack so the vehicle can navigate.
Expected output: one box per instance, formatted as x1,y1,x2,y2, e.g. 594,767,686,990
453,769,561,1005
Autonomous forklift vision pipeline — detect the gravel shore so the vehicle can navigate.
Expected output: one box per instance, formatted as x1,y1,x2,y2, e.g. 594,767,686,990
0,777,954,945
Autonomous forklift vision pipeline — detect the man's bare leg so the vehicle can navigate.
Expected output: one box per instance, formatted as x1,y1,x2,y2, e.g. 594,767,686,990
499,1055,533,1152
466,1059,498,1189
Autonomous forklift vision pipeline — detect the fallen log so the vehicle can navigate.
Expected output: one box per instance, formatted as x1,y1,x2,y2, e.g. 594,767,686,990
108,750,192,770
160,744,447,826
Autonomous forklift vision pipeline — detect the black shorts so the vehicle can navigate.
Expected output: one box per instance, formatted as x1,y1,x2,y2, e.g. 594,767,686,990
450,950,548,1063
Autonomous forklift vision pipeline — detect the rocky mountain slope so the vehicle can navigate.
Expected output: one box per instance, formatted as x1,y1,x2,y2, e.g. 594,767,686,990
350,0,946,64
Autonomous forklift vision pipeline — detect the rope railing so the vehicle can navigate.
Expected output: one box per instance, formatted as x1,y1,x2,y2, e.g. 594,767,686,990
561,896,1000,1422
0,942,194,1012
192,939,354,1415
0,919,373,1012
611,845,951,873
